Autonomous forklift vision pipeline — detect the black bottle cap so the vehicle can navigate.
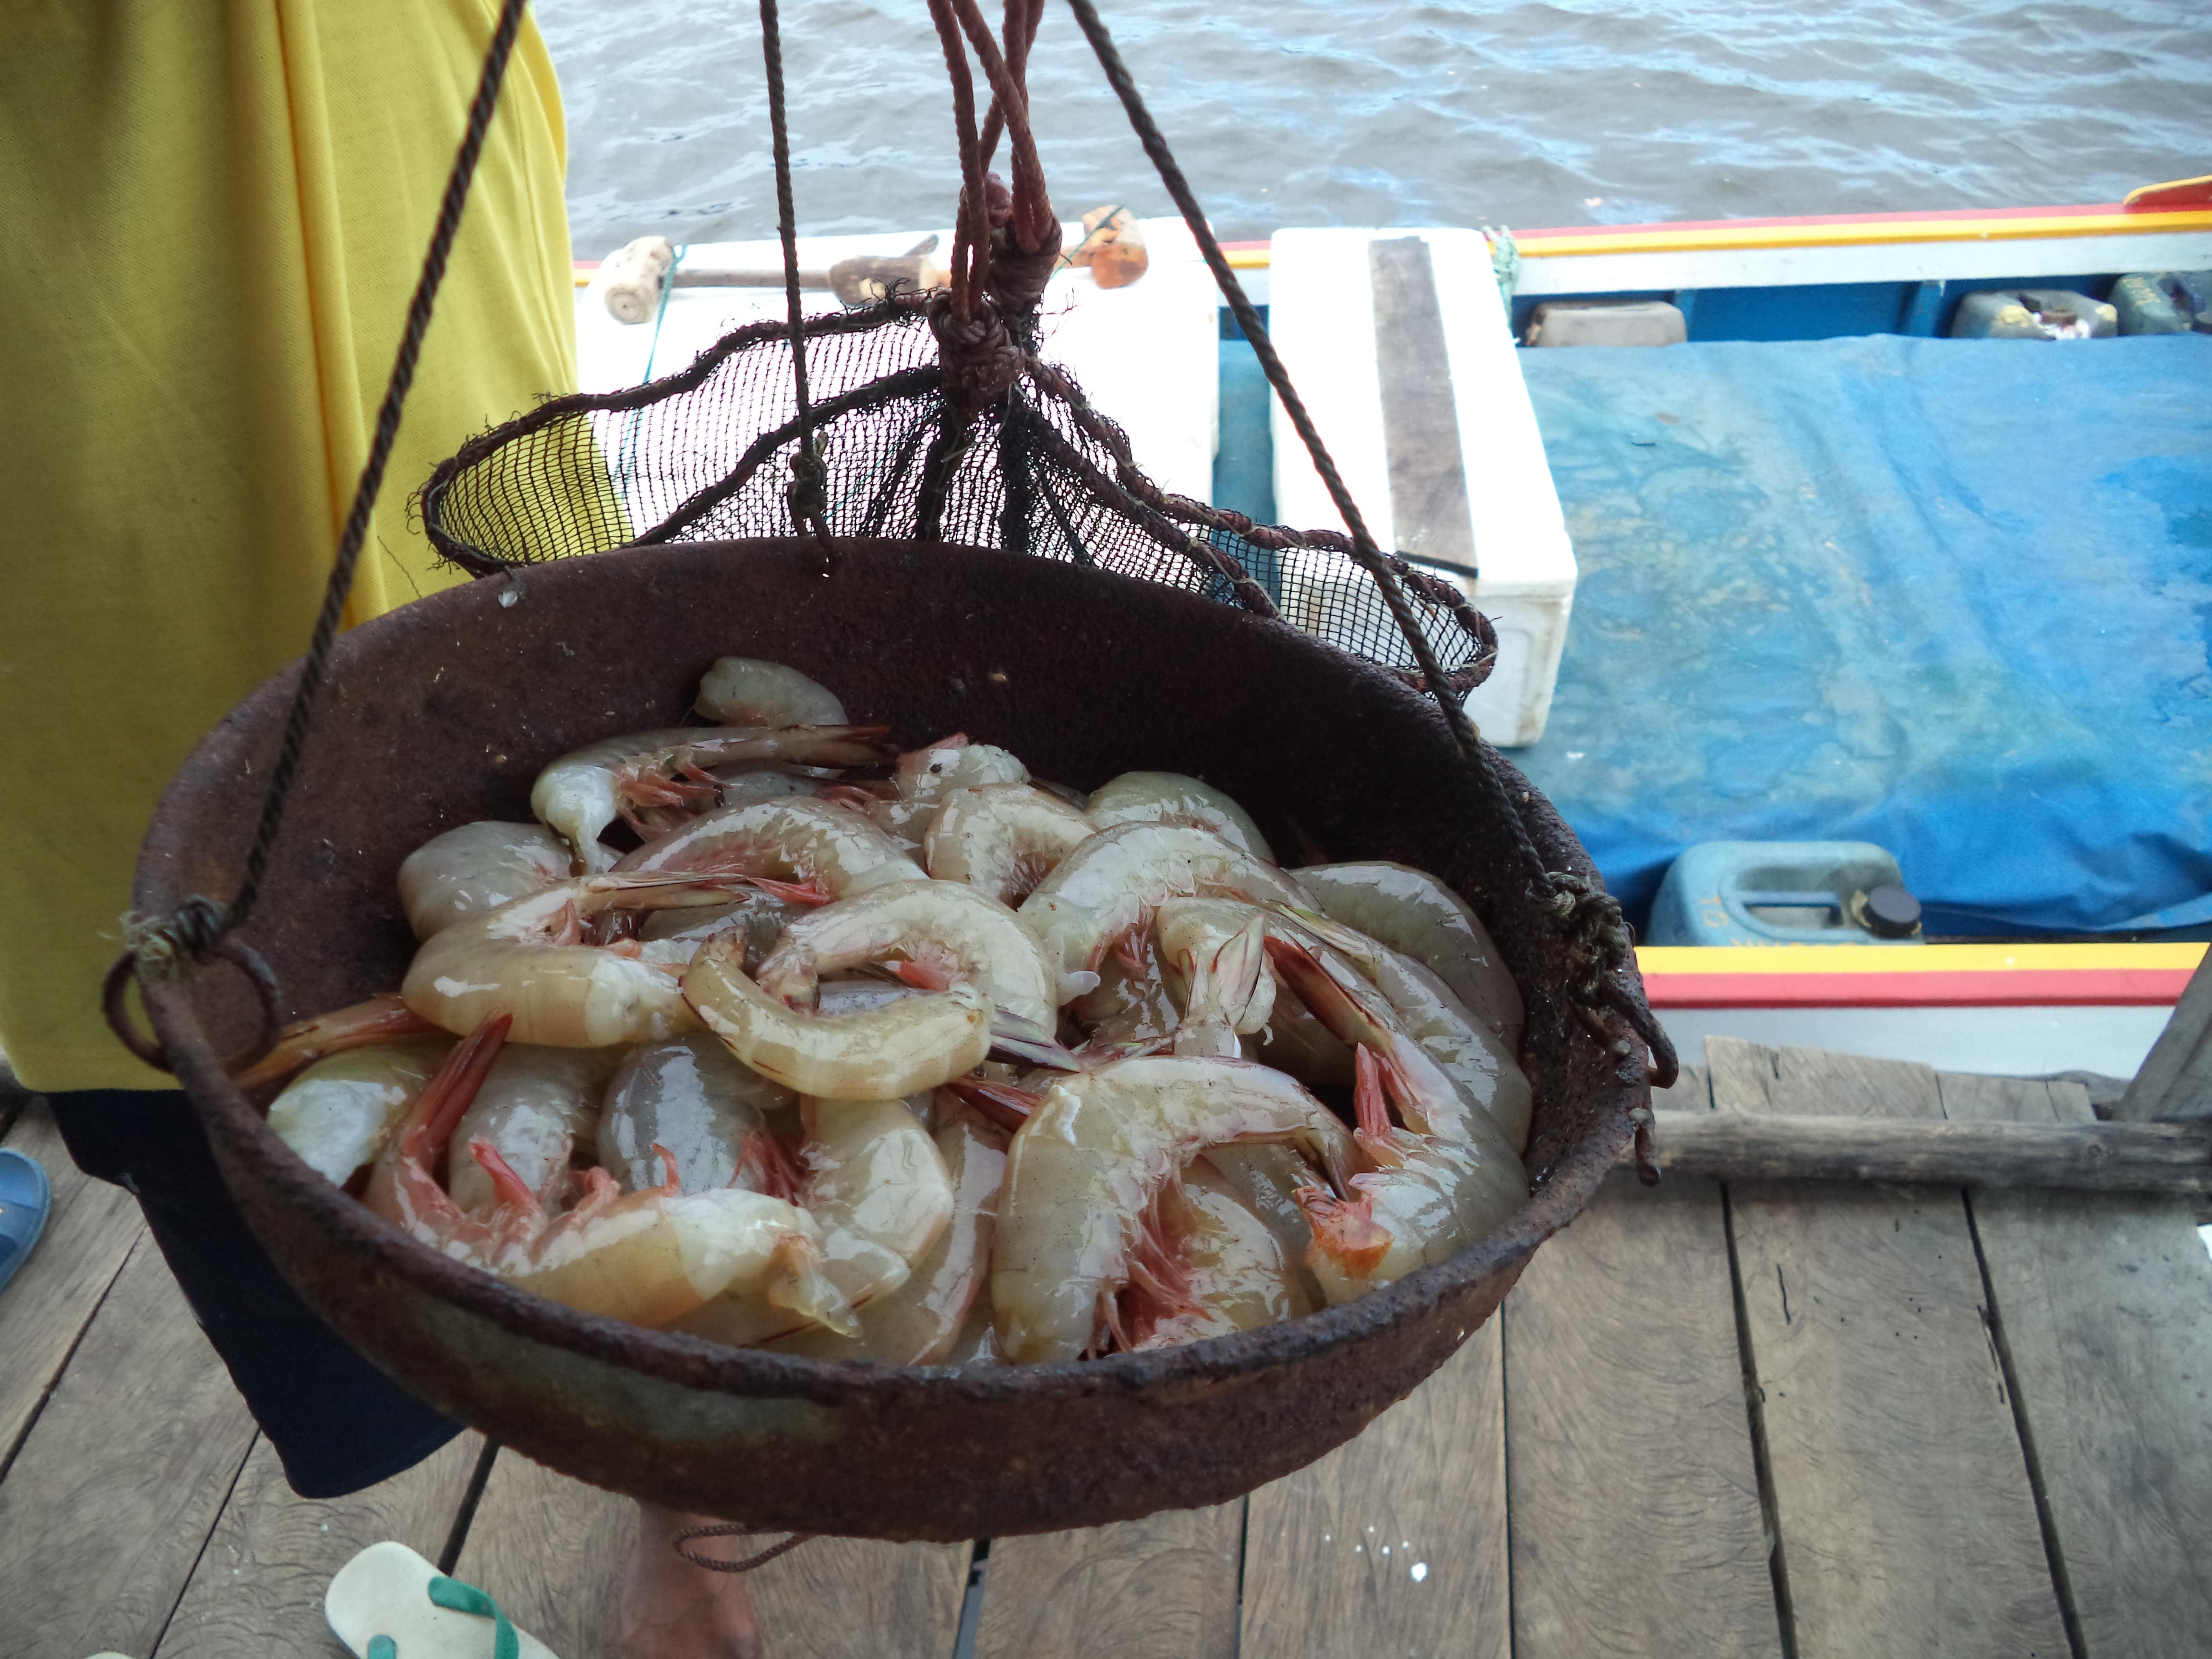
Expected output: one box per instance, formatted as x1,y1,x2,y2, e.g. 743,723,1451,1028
1860,884,1923,938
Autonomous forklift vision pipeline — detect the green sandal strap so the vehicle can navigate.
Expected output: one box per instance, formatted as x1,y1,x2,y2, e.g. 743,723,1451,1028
429,1575,522,1659
361,1574,520,1659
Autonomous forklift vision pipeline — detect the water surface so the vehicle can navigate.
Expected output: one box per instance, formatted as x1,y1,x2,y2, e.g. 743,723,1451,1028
539,0,2212,253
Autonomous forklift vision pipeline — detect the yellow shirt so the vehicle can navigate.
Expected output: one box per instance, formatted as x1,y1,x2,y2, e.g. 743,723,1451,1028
0,0,576,1090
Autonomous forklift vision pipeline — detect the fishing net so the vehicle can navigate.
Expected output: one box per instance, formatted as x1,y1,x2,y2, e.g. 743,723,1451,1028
420,240,1497,697
421,291,1496,693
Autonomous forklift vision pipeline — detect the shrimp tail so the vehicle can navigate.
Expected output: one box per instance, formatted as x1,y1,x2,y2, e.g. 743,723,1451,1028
1294,1184,1395,1277
765,1233,861,1339
1352,1045,1394,1139
1261,934,1392,1052
987,1008,1081,1072
943,1075,1042,1134
231,993,443,1092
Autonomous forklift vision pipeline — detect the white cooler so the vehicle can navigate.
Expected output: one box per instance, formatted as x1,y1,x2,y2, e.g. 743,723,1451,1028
1267,227,1577,747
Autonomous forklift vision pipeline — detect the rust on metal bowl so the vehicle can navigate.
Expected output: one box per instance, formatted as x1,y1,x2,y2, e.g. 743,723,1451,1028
135,537,1651,1542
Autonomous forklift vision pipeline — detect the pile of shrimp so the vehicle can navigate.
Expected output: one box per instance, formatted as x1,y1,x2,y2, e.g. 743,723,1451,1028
252,657,1534,1366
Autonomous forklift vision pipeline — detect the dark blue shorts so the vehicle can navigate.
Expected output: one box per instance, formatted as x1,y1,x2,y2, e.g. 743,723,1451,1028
48,1090,463,1498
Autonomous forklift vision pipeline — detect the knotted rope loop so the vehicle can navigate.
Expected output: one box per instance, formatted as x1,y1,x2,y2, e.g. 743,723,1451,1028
102,929,284,1077
673,1524,815,1574
98,0,530,1075
929,290,1024,424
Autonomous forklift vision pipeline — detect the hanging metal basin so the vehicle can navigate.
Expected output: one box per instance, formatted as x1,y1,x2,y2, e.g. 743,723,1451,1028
134,537,1649,1541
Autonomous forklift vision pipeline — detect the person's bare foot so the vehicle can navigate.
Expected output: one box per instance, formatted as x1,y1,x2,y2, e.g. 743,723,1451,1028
617,1503,768,1659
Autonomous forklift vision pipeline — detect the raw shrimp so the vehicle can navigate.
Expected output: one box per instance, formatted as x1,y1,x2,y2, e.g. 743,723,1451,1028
1121,1160,1313,1350
684,931,993,1100
267,1034,454,1184
1295,1049,1527,1307
231,994,442,1092
771,1094,1007,1364
533,724,894,870
1151,902,1273,1058
896,733,1029,802
448,1044,623,1214
476,1142,851,1331
363,1014,845,1331
1087,771,1274,862
402,874,743,1047
859,735,1032,853
637,890,804,971
1291,863,1523,1049
1148,897,1351,1084
1277,907,1532,1151
1198,1144,1331,1309
1264,927,1529,1153
924,783,1095,906
939,1303,1001,1366
398,821,576,941
597,1032,797,1195
991,1054,1362,1364
1067,931,1180,1052
671,1094,953,1346
615,796,924,898
753,880,1058,1036
1018,824,1317,1004
694,657,847,727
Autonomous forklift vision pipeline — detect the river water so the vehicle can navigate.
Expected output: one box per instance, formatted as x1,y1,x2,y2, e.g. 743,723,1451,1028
539,0,2212,256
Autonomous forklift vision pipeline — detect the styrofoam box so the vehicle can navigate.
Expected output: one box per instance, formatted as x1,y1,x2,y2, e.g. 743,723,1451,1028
1267,227,1577,747
574,218,1217,505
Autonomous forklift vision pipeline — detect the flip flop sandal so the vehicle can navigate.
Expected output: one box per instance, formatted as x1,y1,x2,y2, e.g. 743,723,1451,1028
0,1147,52,1297
328,1541,560,1659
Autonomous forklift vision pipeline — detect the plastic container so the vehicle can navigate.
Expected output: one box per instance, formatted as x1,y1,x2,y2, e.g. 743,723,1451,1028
1949,289,2117,340
1524,300,1687,348
2112,271,2212,336
1647,840,1923,946
1268,228,1577,746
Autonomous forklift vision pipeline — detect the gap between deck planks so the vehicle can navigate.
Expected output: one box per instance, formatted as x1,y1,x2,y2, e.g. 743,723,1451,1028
1709,1037,2074,1658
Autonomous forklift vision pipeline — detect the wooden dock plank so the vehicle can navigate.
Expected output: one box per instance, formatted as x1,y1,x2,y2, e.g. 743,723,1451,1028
153,1431,483,1659
1240,1327,1507,1659
1508,1066,1783,1659
0,1099,145,1462
1942,1070,2212,1657
0,1241,259,1659
978,1503,1243,1659
457,1450,968,1659
1709,1038,2070,1659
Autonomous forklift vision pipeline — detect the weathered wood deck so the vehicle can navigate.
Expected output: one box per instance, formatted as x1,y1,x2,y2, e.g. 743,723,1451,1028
4,1038,2208,1659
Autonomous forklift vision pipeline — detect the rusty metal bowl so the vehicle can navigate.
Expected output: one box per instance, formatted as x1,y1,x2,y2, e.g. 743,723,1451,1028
134,537,1649,1541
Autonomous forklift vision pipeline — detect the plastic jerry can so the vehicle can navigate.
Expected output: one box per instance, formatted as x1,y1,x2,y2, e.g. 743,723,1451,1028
1646,841,1924,946
1949,289,2117,340
2113,271,2212,335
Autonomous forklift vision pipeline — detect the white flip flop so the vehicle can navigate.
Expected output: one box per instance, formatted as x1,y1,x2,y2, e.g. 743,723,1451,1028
326,1541,560,1659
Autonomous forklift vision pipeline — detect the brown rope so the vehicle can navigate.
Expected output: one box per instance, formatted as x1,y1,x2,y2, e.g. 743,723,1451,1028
673,1524,815,1574
757,0,832,557
1060,0,1677,1092
104,0,534,1068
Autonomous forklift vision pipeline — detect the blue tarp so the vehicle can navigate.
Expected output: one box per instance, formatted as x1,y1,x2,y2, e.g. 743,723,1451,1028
1511,333,2212,936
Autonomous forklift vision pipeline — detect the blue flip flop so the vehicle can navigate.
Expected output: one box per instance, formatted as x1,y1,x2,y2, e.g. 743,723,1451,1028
0,1146,52,1296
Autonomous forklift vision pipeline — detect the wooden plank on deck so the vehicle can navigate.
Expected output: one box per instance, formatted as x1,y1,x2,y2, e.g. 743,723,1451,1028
1709,1037,2070,1658
978,1502,1242,1659
154,1432,484,1659
0,1099,145,1461
1507,1066,1783,1659
457,1450,967,1659
0,1241,259,1659
1942,1070,2212,1656
1240,1327,1507,1659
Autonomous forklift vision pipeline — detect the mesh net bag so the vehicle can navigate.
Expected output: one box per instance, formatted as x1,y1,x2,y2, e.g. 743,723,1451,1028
420,285,1498,697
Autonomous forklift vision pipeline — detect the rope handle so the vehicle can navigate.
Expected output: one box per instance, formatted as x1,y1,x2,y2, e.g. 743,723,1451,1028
102,0,532,1075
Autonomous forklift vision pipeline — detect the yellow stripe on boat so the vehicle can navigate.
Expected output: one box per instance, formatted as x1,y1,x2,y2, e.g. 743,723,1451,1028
1519,209,2212,260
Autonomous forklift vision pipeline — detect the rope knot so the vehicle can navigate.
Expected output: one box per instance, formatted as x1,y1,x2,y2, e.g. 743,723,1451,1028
121,895,233,983
929,291,1023,425
787,438,830,530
